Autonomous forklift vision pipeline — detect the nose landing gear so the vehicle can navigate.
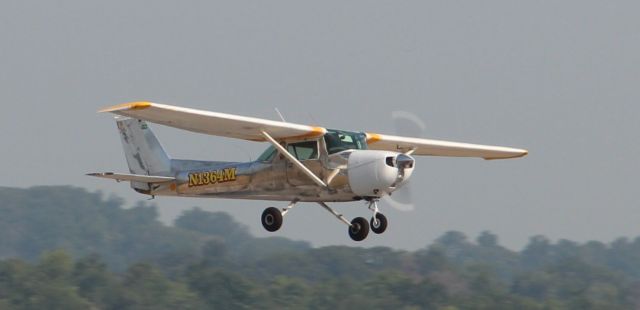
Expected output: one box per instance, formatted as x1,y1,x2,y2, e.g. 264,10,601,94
370,213,388,234
367,199,388,234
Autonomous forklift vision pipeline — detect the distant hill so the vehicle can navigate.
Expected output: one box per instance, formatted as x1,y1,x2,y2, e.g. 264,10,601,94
0,186,309,271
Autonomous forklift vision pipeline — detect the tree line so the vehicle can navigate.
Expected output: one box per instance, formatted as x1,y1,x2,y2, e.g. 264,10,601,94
0,186,638,309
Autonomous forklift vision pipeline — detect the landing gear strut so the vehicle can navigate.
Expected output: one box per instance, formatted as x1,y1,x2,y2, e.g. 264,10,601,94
261,200,298,232
367,199,388,234
317,202,370,242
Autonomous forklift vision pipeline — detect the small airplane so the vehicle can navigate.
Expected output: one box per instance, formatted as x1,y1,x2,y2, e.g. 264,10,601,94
89,102,527,241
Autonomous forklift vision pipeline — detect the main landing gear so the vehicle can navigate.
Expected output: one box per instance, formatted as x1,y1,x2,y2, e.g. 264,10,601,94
260,199,388,242
261,207,283,232
348,217,369,241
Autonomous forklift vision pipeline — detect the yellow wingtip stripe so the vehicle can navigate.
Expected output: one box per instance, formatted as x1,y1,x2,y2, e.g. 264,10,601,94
311,126,327,136
281,126,327,141
366,132,382,144
98,101,152,113
253,127,327,142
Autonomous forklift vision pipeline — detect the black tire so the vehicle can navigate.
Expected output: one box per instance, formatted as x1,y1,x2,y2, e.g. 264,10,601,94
261,207,283,232
370,213,388,234
348,217,370,241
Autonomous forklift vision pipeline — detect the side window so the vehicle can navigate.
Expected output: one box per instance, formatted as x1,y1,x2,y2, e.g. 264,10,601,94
257,146,277,162
287,141,318,160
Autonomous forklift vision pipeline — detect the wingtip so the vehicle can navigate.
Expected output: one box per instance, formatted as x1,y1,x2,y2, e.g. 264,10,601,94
86,172,113,177
513,149,529,158
98,101,152,113
484,149,529,160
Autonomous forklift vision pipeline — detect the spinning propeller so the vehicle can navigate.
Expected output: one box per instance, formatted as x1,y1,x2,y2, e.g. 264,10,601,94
381,111,427,212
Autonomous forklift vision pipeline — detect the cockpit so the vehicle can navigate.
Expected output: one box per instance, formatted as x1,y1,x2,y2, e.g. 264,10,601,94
256,129,368,162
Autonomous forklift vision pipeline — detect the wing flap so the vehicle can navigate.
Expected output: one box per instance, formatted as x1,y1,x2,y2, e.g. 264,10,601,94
366,133,528,160
99,102,326,141
87,172,175,183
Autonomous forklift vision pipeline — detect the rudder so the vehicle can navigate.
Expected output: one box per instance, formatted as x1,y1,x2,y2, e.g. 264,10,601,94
115,118,172,190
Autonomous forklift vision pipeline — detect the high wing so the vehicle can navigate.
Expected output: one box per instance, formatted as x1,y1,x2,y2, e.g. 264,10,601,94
99,101,527,160
100,102,326,141
365,133,528,160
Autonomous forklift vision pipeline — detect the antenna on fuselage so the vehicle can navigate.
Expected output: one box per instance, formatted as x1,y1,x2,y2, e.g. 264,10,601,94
274,108,286,122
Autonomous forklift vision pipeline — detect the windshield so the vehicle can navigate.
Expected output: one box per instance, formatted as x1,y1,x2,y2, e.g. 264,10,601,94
324,129,368,154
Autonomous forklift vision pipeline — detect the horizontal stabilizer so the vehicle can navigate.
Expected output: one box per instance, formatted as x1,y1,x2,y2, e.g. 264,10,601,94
87,172,175,183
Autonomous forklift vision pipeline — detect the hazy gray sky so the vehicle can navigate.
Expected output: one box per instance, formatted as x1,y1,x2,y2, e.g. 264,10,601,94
1,1,638,250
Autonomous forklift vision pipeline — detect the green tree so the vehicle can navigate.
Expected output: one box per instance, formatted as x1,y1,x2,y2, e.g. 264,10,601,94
72,254,123,309
120,263,203,310
185,266,258,309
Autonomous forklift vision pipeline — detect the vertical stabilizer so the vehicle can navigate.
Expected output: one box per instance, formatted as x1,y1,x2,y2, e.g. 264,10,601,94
115,118,172,191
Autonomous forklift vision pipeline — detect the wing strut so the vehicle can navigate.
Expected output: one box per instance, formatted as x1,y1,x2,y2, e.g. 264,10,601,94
260,130,328,188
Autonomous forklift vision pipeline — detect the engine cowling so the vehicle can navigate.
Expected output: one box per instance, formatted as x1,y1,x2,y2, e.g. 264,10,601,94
347,150,415,197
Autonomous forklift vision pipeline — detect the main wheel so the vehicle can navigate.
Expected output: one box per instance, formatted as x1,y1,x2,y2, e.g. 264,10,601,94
348,217,370,241
261,207,283,232
370,213,388,234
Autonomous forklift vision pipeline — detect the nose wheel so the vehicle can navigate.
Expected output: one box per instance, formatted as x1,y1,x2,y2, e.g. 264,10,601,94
367,199,388,234
370,213,388,234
